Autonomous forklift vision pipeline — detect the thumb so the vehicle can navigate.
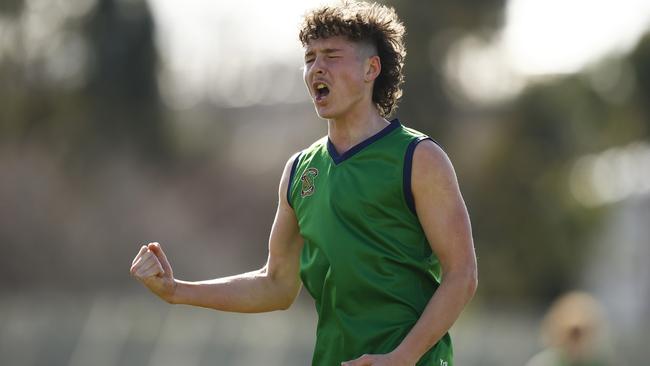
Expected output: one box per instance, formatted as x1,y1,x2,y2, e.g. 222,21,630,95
342,355,370,366
148,242,173,276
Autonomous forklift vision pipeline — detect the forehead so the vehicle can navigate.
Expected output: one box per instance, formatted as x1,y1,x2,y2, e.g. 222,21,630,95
303,36,357,54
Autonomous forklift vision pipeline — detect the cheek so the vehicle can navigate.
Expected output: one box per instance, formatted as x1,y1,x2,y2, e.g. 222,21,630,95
339,64,365,87
340,71,365,94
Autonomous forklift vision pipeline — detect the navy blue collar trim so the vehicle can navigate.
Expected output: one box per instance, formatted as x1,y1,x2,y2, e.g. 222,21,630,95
327,119,401,165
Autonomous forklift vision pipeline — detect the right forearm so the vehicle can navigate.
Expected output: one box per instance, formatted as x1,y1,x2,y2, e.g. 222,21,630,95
170,268,297,313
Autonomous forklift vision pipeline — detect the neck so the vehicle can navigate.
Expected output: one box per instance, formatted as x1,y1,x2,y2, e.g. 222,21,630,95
327,106,389,155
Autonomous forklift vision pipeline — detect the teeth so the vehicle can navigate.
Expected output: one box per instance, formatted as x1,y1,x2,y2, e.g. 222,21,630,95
316,83,326,90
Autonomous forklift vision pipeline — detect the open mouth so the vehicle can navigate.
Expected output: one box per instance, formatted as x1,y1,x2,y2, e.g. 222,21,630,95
314,83,330,101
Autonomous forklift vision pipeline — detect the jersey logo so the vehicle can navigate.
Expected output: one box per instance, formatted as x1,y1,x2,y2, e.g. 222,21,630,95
300,167,319,197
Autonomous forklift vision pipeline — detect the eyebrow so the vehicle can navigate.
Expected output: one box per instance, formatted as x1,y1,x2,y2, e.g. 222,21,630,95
304,48,344,58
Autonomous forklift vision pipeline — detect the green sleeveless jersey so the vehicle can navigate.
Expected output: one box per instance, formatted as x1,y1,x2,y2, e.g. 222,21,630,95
288,119,453,366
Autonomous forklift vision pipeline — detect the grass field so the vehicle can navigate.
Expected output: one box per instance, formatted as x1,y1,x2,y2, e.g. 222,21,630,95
0,291,550,366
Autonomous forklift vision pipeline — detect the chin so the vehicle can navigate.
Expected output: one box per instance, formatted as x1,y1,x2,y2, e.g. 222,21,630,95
314,105,342,120
316,111,334,120
314,108,334,120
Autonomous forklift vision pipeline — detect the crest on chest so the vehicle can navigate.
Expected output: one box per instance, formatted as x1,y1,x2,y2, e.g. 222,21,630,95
300,167,319,197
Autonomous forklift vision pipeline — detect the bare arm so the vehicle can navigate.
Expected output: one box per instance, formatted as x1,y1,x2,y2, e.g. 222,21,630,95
130,154,304,313
343,141,477,366
392,140,478,363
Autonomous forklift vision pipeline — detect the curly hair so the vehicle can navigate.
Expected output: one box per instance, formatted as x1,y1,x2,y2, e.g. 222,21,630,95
298,1,406,117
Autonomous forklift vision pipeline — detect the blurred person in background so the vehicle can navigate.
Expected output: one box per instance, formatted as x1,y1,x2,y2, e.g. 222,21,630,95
525,291,616,366
130,1,477,365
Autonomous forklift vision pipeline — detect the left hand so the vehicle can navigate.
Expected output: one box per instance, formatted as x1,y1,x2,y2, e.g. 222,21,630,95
341,352,413,366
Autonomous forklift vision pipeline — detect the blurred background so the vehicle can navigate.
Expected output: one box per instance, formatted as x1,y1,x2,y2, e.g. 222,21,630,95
1,0,649,364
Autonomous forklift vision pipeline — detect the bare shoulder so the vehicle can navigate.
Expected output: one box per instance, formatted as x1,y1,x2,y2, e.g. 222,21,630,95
281,152,301,179
411,140,458,191
278,152,302,206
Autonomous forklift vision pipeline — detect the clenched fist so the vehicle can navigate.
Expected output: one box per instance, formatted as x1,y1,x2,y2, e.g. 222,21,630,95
130,242,176,303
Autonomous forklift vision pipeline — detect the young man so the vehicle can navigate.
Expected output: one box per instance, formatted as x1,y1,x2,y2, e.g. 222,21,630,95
130,2,477,365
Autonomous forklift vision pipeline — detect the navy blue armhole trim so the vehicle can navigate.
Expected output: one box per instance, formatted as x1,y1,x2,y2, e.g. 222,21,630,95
287,152,302,208
403,136,442,215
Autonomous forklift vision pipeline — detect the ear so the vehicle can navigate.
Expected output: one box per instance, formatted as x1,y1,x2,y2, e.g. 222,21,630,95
364,55,381,82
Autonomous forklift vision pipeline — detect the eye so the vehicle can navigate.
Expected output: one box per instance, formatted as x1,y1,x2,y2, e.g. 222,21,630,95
305,58,315,64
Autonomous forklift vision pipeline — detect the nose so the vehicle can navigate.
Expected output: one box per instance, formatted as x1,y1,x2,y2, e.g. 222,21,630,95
311,56,326,76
